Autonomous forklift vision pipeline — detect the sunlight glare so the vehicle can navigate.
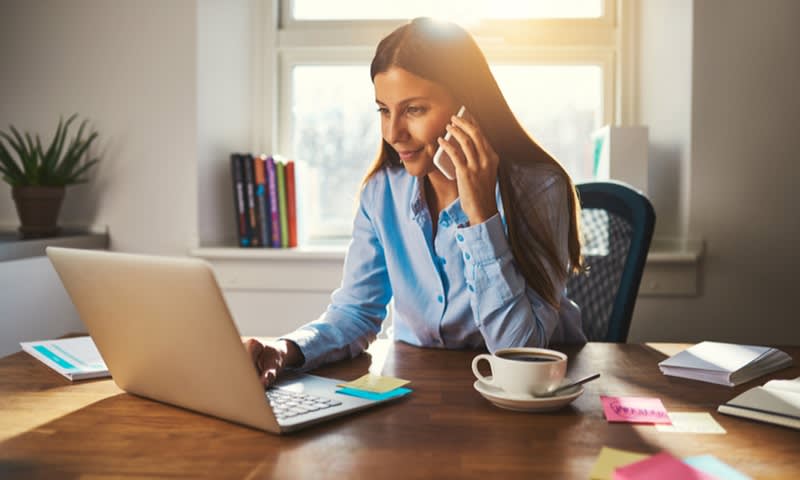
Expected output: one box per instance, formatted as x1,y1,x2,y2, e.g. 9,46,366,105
292,0,602,21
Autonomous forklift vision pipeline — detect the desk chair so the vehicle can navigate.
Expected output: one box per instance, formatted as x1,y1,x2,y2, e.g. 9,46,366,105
566,181,655,342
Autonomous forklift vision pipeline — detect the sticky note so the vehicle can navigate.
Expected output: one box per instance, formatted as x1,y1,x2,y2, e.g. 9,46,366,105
683,455,752,480
601,396,671,424
589,447,650,480
613,452,717,480
655,412,727,434
338,373,410,393
336,387,412,401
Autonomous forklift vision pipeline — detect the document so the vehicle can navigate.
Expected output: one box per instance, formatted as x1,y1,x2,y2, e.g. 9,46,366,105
20,336,109,381
717,376,800,430
658,341,793,386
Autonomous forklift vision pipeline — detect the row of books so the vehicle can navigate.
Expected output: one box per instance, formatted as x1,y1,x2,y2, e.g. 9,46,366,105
231,153,297,248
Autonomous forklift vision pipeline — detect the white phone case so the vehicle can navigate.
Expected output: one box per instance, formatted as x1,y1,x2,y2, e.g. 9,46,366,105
432,106,467,180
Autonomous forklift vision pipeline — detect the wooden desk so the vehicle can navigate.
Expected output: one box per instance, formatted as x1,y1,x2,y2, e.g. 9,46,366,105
1,341,798,479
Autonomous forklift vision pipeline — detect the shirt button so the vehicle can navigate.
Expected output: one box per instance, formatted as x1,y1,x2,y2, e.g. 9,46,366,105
464,252,471,261
456,233,464,242
437,295,444,303
468,284,475,292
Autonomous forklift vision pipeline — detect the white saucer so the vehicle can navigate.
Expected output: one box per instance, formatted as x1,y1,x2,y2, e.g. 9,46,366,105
473,377,584,412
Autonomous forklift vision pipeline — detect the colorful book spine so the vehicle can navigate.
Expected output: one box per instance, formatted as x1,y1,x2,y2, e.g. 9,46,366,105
266,156,281,247
242,154,259,246
286,160,297,247
253,155,271,247
277,161,289,248
230,154,249,247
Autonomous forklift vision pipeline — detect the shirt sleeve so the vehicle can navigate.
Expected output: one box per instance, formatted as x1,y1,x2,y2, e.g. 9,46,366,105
280,187,392,371
455,177,585,351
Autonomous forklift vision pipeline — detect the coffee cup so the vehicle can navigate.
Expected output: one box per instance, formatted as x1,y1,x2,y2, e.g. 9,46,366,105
471,347,567,397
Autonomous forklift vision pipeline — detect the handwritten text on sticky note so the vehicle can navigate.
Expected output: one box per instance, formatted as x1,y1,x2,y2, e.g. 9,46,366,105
601,396,671,424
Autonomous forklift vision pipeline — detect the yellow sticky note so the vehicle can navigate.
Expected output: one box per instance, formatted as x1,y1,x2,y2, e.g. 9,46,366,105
589,446,650,480
655,412,727,434
338,373,410,394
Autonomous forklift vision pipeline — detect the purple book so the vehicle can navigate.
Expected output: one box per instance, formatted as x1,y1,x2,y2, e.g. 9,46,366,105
266,156,281,247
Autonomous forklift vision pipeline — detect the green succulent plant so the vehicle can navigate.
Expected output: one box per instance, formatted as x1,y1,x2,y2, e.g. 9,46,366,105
0,114,100,187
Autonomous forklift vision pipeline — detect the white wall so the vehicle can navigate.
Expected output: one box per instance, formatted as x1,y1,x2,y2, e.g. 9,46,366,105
0,257,83,357
196,0,258,247
0,0,198,255
630,0,800,343
636,0,693,239
0,0,200,356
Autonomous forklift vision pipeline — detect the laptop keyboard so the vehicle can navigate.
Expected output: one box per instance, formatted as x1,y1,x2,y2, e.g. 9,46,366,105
266,388,342,421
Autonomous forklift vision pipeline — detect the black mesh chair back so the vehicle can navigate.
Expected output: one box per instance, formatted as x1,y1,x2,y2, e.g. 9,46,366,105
566,181,655,342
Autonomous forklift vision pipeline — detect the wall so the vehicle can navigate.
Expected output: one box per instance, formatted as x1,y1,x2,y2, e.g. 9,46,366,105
196,0,258,247
630,0,800,343
0,257,82,357
0,0,198,255
0,0,200,356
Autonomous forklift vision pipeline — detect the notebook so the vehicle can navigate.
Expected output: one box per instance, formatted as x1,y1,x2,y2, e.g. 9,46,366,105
46,246,408,434
657,341,793,386
717,377,800,430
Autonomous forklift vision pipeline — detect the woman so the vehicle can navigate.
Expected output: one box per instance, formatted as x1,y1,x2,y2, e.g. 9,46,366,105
246,17,586,387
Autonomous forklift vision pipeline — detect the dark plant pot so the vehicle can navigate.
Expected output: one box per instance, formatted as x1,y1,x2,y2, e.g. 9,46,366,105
11,186,66,239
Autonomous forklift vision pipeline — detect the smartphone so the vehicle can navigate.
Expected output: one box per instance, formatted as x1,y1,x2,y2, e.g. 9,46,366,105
432,105,467,180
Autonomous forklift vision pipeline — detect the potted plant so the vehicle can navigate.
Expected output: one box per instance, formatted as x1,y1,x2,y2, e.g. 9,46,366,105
0,114,100,238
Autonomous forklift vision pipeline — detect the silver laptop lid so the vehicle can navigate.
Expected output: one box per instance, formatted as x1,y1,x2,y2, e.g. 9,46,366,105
46,247,280,433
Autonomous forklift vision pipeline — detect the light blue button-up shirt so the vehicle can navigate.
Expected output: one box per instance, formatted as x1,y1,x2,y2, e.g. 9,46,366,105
283,165,585,370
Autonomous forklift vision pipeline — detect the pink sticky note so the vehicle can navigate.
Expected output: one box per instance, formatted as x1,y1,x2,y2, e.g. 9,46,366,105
613,452,717,480
601,396,672,424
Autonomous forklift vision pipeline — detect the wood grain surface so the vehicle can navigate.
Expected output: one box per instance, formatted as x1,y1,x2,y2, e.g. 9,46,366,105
1,341,798,479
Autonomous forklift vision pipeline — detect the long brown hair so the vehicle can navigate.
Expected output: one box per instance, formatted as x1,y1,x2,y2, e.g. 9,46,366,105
364,18,582,309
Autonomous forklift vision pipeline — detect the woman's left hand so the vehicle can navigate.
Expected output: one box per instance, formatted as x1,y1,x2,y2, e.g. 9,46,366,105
437,114,499,225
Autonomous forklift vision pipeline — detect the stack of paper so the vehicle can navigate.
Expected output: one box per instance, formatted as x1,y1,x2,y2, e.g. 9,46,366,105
718,376,800,430
658,341,793,386
20,336,109,381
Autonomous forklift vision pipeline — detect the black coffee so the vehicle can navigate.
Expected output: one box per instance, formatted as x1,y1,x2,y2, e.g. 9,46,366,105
498,353,559,363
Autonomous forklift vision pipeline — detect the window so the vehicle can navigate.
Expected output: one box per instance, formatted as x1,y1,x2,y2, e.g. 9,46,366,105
272,0,620,241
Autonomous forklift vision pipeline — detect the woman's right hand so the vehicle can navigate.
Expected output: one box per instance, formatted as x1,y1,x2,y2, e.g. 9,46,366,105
243,338,303,388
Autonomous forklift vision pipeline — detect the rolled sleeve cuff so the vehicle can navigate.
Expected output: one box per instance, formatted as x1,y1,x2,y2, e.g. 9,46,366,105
455,213,510,264
279,327,322,372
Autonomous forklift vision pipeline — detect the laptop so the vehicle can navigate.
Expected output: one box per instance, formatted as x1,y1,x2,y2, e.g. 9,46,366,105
46,246,403,434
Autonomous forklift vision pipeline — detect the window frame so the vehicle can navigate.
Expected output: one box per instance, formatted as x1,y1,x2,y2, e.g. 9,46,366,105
270,0,627,241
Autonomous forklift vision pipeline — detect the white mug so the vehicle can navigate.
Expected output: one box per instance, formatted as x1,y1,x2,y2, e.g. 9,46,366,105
472,347,567,396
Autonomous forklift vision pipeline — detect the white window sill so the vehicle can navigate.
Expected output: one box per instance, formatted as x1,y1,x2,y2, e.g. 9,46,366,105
191,236,704,297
